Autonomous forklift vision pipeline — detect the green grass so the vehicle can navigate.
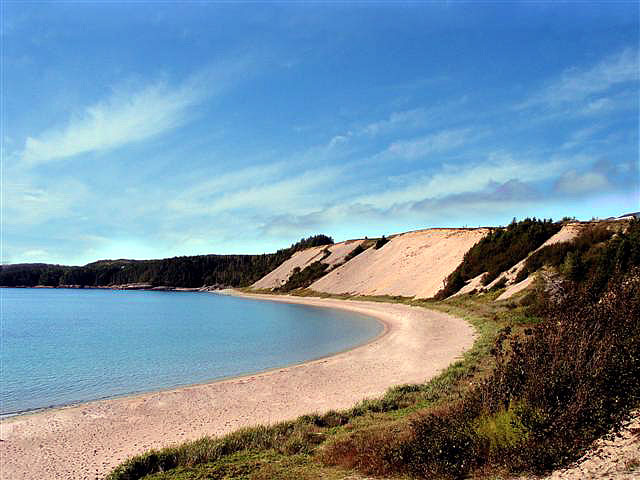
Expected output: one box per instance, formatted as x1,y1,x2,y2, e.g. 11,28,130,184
139,451,354,480
107,289,532,480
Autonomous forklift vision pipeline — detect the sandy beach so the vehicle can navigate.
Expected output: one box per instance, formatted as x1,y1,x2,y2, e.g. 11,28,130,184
0,292,474,480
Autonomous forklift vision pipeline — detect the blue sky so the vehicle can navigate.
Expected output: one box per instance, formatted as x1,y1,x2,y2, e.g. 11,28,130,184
2,2,638,265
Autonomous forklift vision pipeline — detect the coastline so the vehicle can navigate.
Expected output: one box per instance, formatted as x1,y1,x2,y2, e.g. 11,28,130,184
0,291,475,480
1,290,388,420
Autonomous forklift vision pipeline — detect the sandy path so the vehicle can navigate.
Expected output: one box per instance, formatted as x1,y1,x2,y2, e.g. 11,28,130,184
0,292,474,480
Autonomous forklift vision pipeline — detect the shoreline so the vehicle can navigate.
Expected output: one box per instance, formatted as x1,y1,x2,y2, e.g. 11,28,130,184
1,291,388,420
0,291,475,480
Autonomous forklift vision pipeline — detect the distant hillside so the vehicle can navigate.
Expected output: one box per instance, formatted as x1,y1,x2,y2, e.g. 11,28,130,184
0,235,334,288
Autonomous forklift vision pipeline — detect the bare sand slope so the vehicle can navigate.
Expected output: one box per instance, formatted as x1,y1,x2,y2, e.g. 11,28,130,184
311,228,489,299
322,239,364,266
543,410,640,479
252,246,326,289
496,275,535,301
0,293,474,480
452,272,486,297
251,240,364,290
516,410,640,480
486,223,585,293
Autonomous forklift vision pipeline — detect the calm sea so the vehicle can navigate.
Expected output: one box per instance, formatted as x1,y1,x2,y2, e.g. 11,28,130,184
0,288,382,416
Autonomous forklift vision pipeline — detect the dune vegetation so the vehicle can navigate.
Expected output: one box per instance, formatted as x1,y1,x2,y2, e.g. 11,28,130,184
107,220,640,480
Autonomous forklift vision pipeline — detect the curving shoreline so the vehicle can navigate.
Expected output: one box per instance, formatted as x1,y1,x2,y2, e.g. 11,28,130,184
0,291,475,480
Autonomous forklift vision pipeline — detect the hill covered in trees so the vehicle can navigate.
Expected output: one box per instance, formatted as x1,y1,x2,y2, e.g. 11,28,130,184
0,235,334,288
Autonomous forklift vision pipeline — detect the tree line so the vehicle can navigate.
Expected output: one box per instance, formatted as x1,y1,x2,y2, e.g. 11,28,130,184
0,235,334,288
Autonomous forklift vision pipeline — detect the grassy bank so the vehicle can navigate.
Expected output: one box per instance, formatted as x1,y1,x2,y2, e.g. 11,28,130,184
106,291,532,480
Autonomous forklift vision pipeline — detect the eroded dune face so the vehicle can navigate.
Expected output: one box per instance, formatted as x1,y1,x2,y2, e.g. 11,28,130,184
251,240,363,290
485,222,587,292
251,223,593,300
310,228,489,299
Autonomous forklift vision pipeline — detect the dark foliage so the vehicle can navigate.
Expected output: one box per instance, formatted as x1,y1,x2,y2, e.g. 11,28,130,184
0,235,334,289
436,218,561,298
516,221,640,299
343,244,365,262
475,269,640,473
291,234,334,250
374,236,390,249
277,261,329,292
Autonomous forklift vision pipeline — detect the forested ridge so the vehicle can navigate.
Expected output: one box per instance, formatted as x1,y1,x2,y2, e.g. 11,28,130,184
0,235,334,288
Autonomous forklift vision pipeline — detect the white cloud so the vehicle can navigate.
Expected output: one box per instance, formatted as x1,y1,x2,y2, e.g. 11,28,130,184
327,134,351,148
520,48,639,109
21,249,49,259
385,128,473,160
19,61,249,166
356,152,591,209
360,108,427,136
561,124,605,150
168,162,343,216
20,81,202,165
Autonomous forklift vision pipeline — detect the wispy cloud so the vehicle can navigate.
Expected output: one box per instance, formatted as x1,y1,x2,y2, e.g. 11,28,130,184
4,175,90,225
356,151,592,209
20,84,199,165
19,61,248,166
168,162,343,216
519,48,639,109
360,108,428,136
384,128,475,160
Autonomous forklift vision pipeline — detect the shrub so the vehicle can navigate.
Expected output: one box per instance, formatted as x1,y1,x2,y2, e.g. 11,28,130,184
404,402,483,479
374,236,390,249
344,244,365,262
277,261,328,292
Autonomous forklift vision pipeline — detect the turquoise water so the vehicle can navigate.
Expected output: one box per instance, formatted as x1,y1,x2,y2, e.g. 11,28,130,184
0,288,382,416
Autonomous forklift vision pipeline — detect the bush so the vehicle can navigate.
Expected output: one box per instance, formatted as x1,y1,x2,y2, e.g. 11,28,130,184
343,244,365,262
374,236,390,249
277,261,328,292
405,403,483,479
480,270,640,472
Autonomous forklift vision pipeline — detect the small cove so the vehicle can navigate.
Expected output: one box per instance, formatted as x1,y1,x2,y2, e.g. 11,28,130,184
0,288,382,416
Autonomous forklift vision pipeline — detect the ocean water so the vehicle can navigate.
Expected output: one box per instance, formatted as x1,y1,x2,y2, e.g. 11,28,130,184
0,288,382,416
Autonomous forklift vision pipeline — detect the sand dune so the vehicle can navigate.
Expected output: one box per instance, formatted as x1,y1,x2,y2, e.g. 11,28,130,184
486,223,586,297
310,228,488,299
251,240,363,290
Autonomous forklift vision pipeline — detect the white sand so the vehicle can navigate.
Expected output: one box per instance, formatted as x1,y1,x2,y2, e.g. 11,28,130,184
543,410,640,479
452,272,487,297
0,292,474,480
496,275,535,301
310,228,489,299
251,240,364,290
